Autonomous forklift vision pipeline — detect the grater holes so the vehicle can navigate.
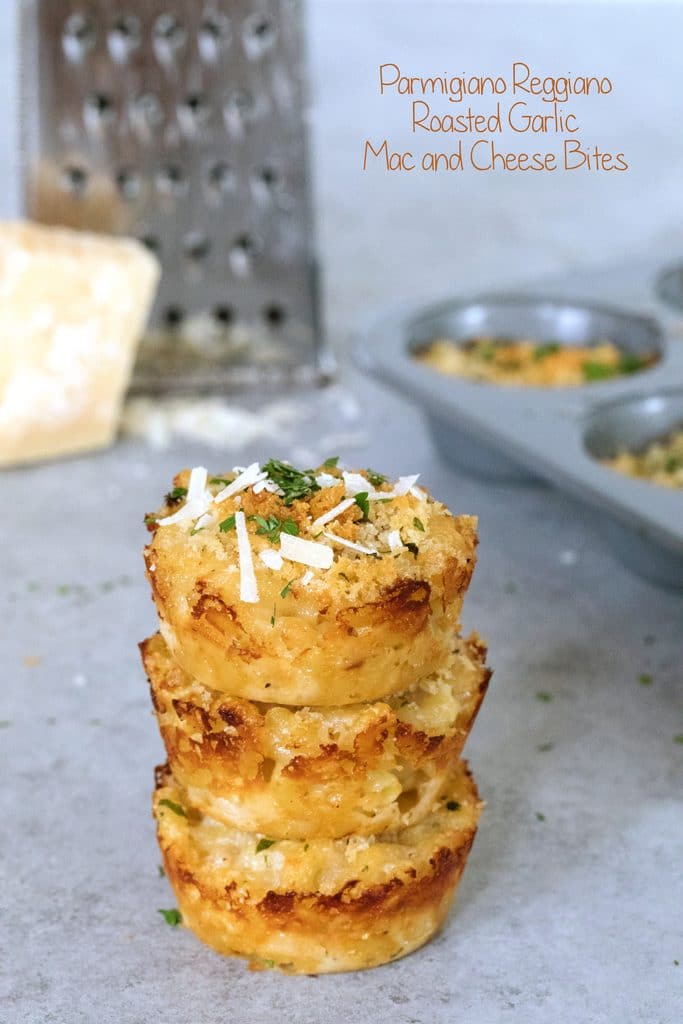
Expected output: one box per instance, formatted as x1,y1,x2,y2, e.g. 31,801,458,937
84,92,115,130
156,164,188,198
213,304,235,326
153,13,187,62
224,90,256,136
61,165,89,197
62,13,96,62
131,93,165,133
205,160,236,198
178,93,211,135
116,168,142,201
263,304,286,327
251,165,280,203
242,14,278,60
163,305,185,328
183,231,211,263
108,15,142,61
198,12,232,62
229,235,256,277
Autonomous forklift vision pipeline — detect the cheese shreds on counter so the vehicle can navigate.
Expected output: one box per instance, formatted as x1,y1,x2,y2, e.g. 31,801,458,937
280,533,334,569
235,511,259,603
0,221,159,467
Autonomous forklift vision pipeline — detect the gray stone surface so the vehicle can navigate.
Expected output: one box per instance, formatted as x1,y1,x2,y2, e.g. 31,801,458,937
2,369,682,1024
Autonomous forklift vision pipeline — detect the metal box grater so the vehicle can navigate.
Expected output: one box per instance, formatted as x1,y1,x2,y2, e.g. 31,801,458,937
20,0,331,392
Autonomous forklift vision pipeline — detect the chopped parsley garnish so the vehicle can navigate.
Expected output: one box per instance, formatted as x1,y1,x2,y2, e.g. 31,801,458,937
250,514,299,544
533,342,561,360
262,459,320,505
263,959,276,969
537,742,554,752
365,468,387,488
270,605,276,627
446,800,460,811
665,455,683,473
158,908,182,927
144,514,158,525
323,456,340,468
158,864,165,878
674,734,683,745
256,838,276,853
354,492,370,520
158,798,187,818
535,691,553,703
638,673,653,687
219,514,236,533
210,476,232,486
280,579,296,599
536,812,546,822
583,361,616,381
404,542,419,558
0,720,12,728
618,352,645,374
165,486,188,505
413,517,425,532
189,525,205,536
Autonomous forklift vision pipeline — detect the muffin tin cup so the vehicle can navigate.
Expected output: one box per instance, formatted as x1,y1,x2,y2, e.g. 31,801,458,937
356,260,683,590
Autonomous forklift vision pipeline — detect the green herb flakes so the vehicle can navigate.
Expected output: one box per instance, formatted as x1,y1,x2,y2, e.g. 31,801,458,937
533,342,561,361
365,468,387,488
158,908,182,927
413,517,425,532
536,812,546,822
165,486,188,505
262,459,320,506
270,605,276,627
256,838,276,853
280,579,296,599
250,514,299,544
158,864,165,878
582,361,616,382
210,476,232,487
618,352,645,374
638,673,653,687
354,492,370,520
674,734,683,745
323,456,340,468
158,798,187,818
535,691,553,703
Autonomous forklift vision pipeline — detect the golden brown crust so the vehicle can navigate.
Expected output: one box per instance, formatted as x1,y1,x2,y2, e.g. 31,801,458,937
142,632,490,839
144,465,477,705
154,760,481,973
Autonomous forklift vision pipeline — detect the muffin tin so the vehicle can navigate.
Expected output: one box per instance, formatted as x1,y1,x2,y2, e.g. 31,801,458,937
357,255,683,589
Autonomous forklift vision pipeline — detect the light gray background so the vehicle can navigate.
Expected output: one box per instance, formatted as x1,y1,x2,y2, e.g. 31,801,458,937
2,3,682,1023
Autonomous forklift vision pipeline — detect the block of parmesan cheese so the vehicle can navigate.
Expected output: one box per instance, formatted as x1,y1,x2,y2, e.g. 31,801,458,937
0,221,160,467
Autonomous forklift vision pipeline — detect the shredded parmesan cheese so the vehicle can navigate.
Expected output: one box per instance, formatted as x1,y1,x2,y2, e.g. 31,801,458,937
280,533,334,569
324,532,378,556
157,465,212,526
300,570,314,586
259,549,283,571
213,463,265,503
386,530,403,552
311,497,356,531
235,510,259,603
